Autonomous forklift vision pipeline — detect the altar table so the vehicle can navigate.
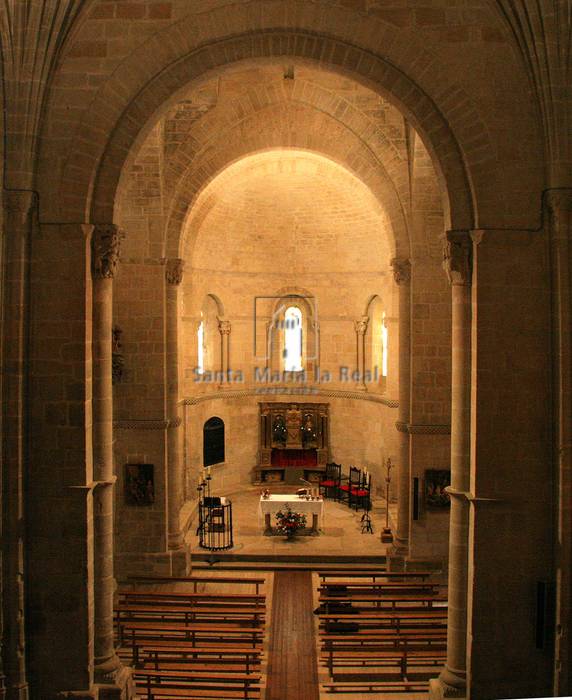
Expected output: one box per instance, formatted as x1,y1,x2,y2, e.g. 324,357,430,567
259,494,324,534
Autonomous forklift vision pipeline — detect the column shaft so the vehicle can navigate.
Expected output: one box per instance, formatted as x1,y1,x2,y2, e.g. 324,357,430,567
2,191,33,699
391,258,411,553
91,225,131,692
165,260,185,550
431,232,472,699
546,191,572,695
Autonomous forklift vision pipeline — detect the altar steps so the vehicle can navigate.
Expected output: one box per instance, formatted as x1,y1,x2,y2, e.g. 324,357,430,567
190,553,444,575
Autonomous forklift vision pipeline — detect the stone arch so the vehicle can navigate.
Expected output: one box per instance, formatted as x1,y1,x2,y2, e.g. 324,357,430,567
45,21,483,230
173,114,404,259
153,71,416,258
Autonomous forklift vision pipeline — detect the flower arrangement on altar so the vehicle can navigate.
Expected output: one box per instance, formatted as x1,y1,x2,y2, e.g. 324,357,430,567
275,505,307,539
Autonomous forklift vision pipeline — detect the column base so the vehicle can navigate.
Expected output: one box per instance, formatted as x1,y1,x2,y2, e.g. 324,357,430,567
94,657,135,700
3,683,27,700
429,667,467,700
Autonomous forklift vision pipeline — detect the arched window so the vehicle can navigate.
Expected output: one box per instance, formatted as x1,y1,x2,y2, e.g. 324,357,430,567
197,319,204,374
203,417,225,466
283,306,303,371
381,312,388,378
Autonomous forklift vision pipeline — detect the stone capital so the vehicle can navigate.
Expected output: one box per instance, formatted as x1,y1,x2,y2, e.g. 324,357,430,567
4,189,37,227
390,257,411,285
218,318,231,335
442,231,472,286
545,189,572,228
92,224,123,279
165,258,185,285
354,316,369,335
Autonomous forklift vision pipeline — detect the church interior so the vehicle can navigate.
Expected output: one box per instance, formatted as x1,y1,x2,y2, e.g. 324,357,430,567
0,1,570,699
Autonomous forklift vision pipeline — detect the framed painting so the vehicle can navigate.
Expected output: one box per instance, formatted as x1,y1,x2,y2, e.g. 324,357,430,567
124,463,155,506
425,469,451,508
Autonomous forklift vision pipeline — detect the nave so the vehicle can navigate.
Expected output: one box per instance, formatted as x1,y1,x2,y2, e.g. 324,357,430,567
115,560,447,699
115,486,447,700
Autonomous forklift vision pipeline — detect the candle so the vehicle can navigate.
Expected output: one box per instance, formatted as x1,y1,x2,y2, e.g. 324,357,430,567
207,466,211,477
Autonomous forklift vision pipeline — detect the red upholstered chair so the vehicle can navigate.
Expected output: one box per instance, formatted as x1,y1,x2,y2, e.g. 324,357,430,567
338,466,360,505
350,471,371,511
319,462,341,499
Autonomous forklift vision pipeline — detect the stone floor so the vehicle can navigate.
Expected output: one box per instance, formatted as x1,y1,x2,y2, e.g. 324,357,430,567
190,485,396,557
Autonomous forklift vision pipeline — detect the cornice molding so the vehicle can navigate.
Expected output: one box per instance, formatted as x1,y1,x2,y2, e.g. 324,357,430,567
182,387,399,407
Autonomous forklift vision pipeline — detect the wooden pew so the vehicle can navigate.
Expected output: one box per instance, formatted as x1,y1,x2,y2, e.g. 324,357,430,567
318,611,447,633
128,575,266,595
318,581,440,594
118,590,266,607
133,668,261,700
318,570,433,583
318,593,446,609
120,621,264,662
139,643,262,673
115,603,265,629
320,647,446,677
322,679,428,694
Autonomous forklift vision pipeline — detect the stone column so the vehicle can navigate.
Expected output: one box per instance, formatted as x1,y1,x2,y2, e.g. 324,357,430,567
218,318,231,384
546,190,572,695
92,224,132,693
390,257,411,555
2,190,34,700
430,232,472,700
165,259,185,550
354,316,369,389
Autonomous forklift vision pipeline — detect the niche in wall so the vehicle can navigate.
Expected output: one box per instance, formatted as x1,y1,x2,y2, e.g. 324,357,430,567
204,416,225,466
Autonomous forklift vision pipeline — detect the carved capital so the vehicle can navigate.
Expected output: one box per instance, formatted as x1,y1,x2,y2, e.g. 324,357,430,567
442,231,472,286
545,189,572,230
218,318,231,335
390,257,411,285
354,316,369,335
92,224,123,279
165,258,185,285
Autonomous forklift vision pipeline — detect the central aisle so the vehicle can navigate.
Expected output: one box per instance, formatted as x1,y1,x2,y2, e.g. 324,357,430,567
266,571,320,700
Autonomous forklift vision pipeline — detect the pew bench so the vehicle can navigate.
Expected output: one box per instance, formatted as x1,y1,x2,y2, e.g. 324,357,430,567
319,582,440,594
115,604,265,629
120,622,264,662
118,590,266,607
322,680,429,694
128,576,266,595
318,571,433,582
320,648,447,677
133,670,260,700
319,594,446,609
139,643,263,672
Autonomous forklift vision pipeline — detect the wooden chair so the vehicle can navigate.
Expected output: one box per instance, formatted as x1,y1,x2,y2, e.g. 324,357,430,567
319,462,341,499
338,466,360,504
350,472,371,511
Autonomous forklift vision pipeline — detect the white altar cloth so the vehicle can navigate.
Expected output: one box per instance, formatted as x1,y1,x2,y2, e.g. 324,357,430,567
258,494,325,529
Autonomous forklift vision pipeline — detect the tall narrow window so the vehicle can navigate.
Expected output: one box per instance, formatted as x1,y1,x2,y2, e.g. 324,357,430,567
381,312,388,377
283,306,303,371
197,320,204,374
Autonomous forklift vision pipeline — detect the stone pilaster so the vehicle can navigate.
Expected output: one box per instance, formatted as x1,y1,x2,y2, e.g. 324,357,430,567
430,231,472,700
389,257,411,556
545,190,572,695
2,190,34,700
91,224,133,694
466,228,553,699
354,316,369,389
165,259,185,551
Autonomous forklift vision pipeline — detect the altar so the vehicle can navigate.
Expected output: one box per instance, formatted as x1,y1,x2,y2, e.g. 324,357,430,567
259,494,324,534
